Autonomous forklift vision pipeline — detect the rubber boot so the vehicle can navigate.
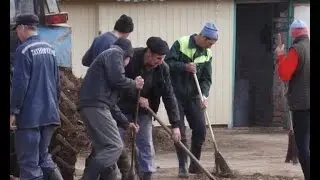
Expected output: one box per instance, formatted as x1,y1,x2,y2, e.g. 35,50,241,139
117,149,131,180
175,139,189,178
140,172,152,180
46,168,64,180
188,142,202,174
100,164,117,180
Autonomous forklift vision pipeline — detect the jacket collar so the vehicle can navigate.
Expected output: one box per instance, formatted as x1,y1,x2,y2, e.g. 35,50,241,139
293,35,309,44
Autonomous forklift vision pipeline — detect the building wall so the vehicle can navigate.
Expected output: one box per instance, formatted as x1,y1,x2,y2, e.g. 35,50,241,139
60,0,235,126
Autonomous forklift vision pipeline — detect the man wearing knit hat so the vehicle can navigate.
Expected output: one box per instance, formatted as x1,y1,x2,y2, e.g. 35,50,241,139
116,37,181,180
165,23,218,177
81,14,135,180
82,14,134,67
78,38,144,180
276,19,310,180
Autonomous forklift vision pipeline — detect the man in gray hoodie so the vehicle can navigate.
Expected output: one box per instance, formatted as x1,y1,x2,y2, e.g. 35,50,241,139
78,38,144,180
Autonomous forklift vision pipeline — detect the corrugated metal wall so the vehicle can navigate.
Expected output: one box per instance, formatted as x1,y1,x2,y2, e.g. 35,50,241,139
60,3,97,78
60,0,235,126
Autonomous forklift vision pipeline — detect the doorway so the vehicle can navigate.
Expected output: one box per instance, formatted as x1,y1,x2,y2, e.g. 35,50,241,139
233,2,289,127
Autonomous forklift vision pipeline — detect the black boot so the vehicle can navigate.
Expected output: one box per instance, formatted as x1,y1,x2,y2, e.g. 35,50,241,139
188,142,202,174
175,139,189,178
46,168,64,180
117,149,131,180
140,172,152,180
100,164,117,180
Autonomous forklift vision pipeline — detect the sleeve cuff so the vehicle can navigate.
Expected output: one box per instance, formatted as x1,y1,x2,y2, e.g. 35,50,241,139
10,108,20,115
171,123,180,129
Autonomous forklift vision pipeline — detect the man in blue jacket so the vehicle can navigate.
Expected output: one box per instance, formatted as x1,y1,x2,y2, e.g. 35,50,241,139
82,14,134,67
78,38,144,180
10,14,63,180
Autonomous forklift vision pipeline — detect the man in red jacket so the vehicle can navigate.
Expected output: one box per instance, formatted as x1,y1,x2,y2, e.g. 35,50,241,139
276,19,310,180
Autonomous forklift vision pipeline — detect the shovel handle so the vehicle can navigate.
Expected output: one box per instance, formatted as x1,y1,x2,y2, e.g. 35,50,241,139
130,90,141,174
193,74,219,152
146,107,216,180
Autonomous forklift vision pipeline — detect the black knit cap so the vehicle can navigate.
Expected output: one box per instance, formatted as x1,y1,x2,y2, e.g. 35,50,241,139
113,38,134,59
146,37,169,55
12,14,39,30
114,14,134,33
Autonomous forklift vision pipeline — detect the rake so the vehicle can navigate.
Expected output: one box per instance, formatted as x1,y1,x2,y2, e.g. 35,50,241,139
193,73,235,178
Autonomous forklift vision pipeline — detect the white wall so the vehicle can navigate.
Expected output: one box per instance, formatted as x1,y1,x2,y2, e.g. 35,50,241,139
294,4,310,36
61,0,235,126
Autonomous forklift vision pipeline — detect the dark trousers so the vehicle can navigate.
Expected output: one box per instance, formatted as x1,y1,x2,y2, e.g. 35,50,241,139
175,97,206,168
292,109,310,180
15,125,58,180
80,107,123,180
10,131,20,177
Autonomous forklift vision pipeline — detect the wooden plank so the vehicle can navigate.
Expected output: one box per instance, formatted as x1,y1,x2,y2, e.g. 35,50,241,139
60,92,77,112
54,156,75,171
59,110,77,128
56,134,79,154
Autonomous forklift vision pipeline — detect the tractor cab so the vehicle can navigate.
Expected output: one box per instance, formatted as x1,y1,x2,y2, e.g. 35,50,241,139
10,0,72,68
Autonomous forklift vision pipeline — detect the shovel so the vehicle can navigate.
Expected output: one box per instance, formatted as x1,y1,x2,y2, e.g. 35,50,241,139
146,106,217,180
127,90,141,180
193,74,235,178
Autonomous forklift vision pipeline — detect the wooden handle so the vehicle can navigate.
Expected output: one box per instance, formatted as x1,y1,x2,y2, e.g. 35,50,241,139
146,107,216,180
193,74,219,152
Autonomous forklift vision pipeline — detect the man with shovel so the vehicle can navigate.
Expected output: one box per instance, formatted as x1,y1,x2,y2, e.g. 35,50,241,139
165,23,218,177
276,19,310,180
117,37,182,180
78,38,143,180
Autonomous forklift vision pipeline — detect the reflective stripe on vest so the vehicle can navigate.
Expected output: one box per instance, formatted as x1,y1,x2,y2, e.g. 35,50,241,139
178,36,212,64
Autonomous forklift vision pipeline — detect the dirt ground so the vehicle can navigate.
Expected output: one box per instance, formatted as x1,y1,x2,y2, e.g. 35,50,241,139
75,127,303,180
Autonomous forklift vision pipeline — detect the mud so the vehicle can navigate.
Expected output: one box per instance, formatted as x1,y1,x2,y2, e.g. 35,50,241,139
49,67,90,180
76,127,303,180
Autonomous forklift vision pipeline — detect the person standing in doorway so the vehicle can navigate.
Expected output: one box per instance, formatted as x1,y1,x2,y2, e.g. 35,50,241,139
82,14,134,67
276,19,310,180
165,23,218,177
10,14,63,180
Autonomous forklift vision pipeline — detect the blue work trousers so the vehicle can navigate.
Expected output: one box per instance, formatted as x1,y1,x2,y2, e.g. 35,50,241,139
292,109,310,180
119,113,156,174
15,125,58,180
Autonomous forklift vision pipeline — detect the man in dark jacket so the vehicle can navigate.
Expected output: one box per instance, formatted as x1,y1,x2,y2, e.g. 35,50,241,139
81,14,134,179
10,14,63,180
82,14,134,67
117,37,181,180
165,23,218,177
276,20,310,180
78,38,144,180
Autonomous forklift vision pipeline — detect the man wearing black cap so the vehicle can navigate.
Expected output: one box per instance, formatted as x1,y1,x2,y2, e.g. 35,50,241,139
82,14,134,67
78,38,144,180
165,23,218,177
116,37,181,180
10,14,63,180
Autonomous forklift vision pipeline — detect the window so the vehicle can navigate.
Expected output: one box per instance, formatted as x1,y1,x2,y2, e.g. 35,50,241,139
45,0,60,13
